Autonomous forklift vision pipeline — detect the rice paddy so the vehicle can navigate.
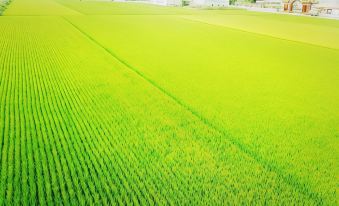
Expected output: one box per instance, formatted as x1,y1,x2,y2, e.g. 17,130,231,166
0,0,338,205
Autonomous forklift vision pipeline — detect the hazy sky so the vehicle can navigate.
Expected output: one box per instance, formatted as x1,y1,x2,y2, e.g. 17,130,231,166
320,0,339,3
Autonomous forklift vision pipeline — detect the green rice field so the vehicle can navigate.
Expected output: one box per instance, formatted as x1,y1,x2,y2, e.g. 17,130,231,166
0,0,338,204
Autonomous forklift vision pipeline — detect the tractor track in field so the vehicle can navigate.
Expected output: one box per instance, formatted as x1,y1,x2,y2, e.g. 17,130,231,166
61,16,326,204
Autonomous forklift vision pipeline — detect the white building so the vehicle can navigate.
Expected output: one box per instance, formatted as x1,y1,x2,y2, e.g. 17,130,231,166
190,0,229,7
256,0,281,4
256,0,281,8
150,0,182,6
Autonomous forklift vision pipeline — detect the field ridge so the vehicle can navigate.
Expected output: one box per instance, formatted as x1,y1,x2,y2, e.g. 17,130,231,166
180,16,339,51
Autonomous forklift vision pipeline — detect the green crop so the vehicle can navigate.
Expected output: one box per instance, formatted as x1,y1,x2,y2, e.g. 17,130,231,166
0,0,338,205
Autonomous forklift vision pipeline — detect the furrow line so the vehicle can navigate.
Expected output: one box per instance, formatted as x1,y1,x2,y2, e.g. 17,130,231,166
42,37,104,205
49,36,185,204
0,24,15,204
58,55,191,205
51,59,141,205
21,37,37,205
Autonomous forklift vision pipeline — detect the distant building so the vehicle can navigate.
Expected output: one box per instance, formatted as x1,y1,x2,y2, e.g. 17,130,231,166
282,0,316,13
190,0,229,7
256,0,281,8
313,0,339,16
151,0,182,6
283,0,339,15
